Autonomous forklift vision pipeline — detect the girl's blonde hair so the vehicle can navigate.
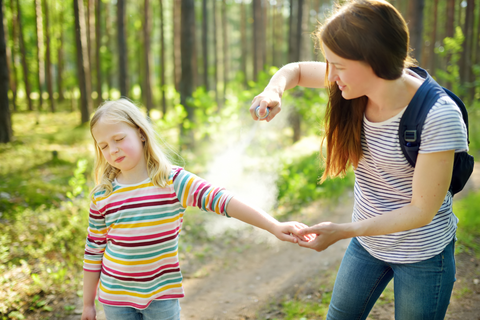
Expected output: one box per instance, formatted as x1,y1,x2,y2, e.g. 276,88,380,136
316,0,416,182
90,99,172,197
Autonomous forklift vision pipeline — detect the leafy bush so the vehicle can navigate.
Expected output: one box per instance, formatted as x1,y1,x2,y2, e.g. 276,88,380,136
454,190,480,255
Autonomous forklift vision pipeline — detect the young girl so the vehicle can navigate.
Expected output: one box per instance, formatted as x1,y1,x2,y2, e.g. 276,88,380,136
81,99,306,320
251,0,468,319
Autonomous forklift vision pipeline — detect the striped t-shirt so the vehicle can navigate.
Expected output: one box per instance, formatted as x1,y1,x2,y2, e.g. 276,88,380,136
83,166,234,309
354,95,468,263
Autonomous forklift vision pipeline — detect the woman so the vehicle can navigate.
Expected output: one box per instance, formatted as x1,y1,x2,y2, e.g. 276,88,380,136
250,0,468,319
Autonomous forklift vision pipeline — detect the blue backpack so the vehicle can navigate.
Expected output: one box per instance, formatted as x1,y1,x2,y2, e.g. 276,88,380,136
398,67,474,196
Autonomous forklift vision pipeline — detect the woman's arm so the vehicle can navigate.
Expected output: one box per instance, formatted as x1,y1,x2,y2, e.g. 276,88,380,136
81,271,100,320
226,196,308,243
298,150,455,251
250,62,327,121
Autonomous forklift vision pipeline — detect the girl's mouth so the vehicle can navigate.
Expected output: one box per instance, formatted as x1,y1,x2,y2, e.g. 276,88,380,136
115,156,125,163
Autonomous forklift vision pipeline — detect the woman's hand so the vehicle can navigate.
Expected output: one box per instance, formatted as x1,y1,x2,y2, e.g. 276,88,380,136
271,221,316,243
250,89,283,122
81,305,96,320
296,222,347,252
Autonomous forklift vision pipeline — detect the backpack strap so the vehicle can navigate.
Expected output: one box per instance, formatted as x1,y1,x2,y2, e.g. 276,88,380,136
399,67,448,167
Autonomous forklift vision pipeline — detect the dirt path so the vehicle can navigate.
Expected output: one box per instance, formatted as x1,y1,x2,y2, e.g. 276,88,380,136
179,197,354,320
59,165,480,320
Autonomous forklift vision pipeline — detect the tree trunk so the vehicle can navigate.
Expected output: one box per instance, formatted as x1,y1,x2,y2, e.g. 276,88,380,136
290,0,303,143
288,0,296,63
173,0,181,91
180,0,195,146
221,0,227,103
213,0,218,105
159,0,167,115
117,0,128,97
105,1,113,98
459,0,474,99
444,0,455,90
407,0,425,62
95,0,101,106
1,0,12,142
3,0,16,111
253,0,263,80
427,0,439,77
56,2,64,102
15,0,32,111
240,0,247,85
34,0,44,110
74,0,91,123
202,0,208,91
143,0,153,115
42,0,54,112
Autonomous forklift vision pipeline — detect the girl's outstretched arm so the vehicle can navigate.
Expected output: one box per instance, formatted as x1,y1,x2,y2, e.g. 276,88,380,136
81,271,101,320
250,62,327,121
226,196,307,243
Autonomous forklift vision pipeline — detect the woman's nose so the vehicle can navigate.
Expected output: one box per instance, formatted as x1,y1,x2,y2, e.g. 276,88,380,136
327,68,337,82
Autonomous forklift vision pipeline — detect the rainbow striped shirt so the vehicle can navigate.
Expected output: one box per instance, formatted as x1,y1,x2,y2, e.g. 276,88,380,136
83,166,234,309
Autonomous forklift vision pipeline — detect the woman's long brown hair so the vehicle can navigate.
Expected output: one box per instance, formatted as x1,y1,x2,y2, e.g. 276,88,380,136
317,0,416,182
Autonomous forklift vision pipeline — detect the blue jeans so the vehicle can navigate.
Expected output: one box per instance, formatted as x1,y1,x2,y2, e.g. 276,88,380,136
103,299,180,320
327,237,456,320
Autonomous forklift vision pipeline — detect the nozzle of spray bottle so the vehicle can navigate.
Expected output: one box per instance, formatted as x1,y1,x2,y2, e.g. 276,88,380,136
255,106,270,120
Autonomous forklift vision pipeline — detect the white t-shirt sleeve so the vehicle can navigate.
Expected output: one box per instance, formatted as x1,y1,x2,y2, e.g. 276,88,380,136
419,96,468,154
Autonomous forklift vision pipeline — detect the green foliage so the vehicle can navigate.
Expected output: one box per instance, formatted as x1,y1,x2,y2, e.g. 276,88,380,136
280,300,328,320
435,27,465,96
454,190,480,256
276,151,354,214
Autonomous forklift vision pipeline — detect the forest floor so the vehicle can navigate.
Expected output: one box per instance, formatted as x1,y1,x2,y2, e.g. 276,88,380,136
25,169,480,320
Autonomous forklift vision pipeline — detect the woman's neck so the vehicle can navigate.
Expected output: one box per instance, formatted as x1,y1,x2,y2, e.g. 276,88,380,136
365,71,424,122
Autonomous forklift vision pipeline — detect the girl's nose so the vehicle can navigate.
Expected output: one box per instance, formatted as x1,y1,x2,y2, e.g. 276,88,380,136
110,146,119,154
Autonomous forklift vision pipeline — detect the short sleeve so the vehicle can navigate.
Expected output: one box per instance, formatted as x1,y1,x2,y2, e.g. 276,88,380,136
172,167,234,217
419,96,468,154
83,201,107,272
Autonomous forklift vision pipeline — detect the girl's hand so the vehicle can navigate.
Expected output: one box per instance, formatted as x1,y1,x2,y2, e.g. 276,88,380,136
81,305,96,320
250,89,283,122
296,222,346,252
271,221,315,243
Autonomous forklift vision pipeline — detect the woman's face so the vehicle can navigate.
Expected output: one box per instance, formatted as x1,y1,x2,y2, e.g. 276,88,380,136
323,44,377,100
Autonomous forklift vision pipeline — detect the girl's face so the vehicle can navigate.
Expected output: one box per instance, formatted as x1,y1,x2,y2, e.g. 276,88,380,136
92,118,146,178
323,44,377,100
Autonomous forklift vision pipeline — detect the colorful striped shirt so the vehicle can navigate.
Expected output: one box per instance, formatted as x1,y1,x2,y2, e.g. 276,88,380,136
83,166,234,309
354,95,468,263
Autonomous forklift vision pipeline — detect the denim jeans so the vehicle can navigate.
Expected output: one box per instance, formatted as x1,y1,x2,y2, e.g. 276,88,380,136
102,299,180,320
327,237,456,320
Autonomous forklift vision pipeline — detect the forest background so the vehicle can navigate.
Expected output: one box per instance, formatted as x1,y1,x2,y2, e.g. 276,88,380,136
0,0,480,319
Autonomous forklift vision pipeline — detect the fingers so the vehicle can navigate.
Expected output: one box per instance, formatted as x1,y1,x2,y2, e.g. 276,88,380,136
297,226,319,236
250,94,281,121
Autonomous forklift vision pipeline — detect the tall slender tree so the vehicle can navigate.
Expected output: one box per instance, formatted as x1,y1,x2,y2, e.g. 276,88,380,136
56,2,65,102
74,0,92,123
221,0,227,102
159,0,167,115
180,0,195,146
117,0,128,96
240,0,247,85
407,0,425,61
95,0,102,105
213,0,218,105
143,0,153,114
34,0,44,110
173,0,181,91
4,0,16,111
202,0,208,91
15,0,32,111
43,0,54,112
427,0,439,77
0,0,12,143
459,0,475,100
